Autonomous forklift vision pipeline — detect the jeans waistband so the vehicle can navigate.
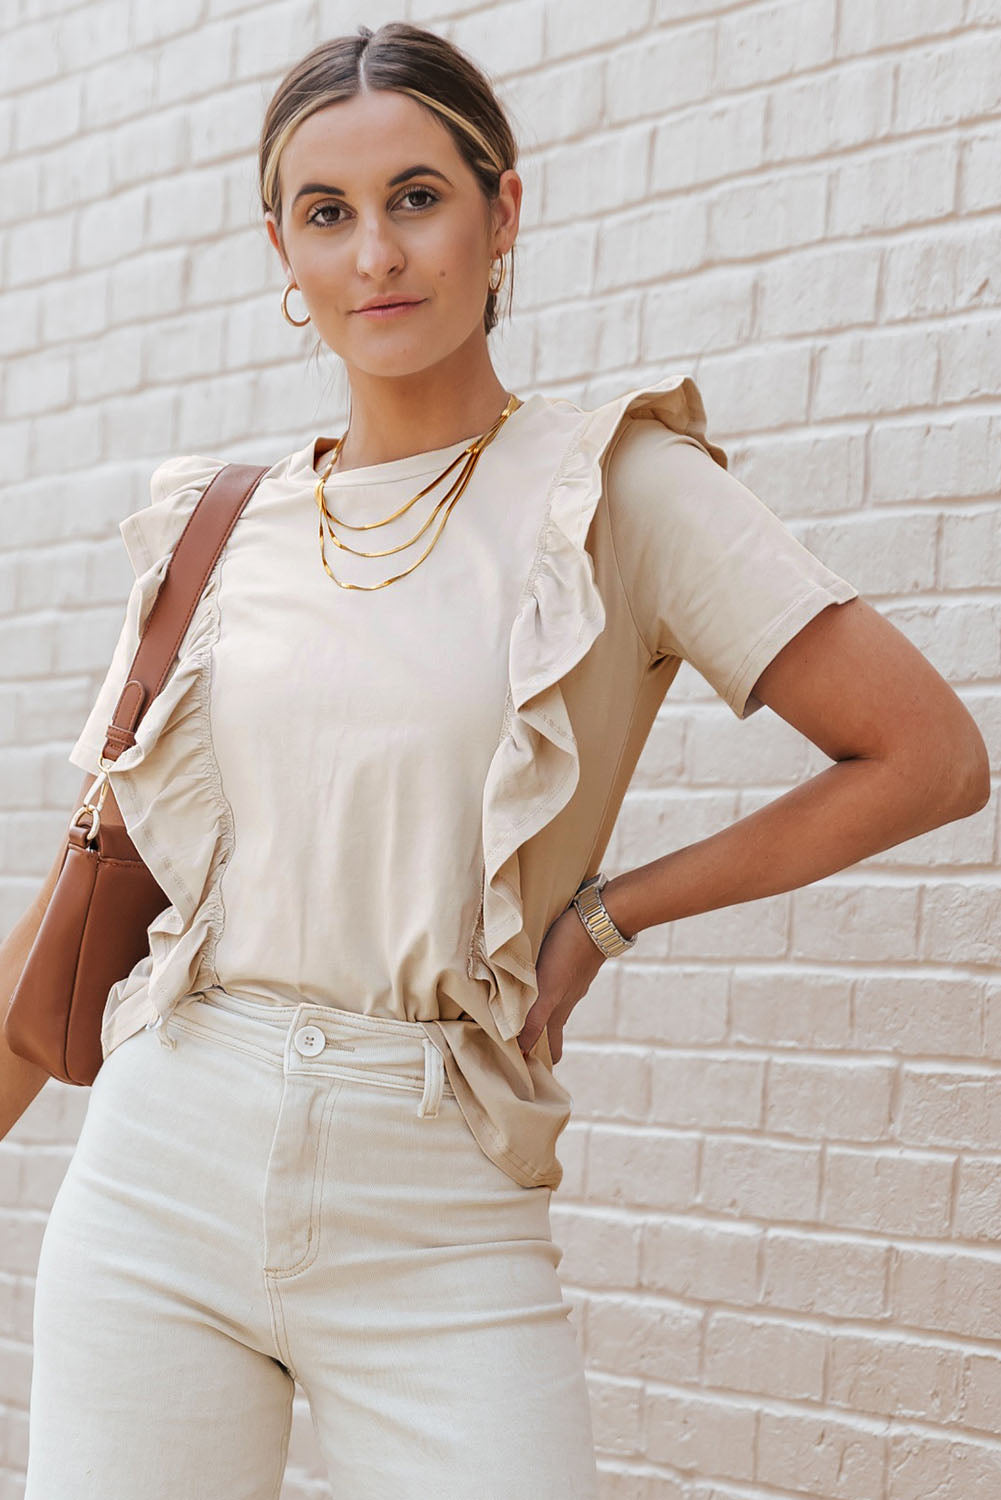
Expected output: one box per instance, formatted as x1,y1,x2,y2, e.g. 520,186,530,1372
157,986,454,1119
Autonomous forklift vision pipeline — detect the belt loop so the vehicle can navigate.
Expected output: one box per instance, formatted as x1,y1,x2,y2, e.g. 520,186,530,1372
418,1035,444,1119
150,1011,177,1050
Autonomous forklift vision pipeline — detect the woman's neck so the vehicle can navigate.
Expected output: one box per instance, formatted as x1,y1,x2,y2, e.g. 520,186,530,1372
326,351,514,474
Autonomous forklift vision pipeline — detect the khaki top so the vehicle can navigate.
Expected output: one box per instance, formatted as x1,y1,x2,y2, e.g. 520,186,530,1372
69,372,858,1190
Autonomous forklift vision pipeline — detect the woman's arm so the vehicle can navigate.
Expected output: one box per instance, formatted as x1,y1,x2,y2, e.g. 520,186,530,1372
0,770,107,1140
600,595,991,939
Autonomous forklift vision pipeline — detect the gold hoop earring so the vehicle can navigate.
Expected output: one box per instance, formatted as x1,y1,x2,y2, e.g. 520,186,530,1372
488,254,507,296
281,282,310,327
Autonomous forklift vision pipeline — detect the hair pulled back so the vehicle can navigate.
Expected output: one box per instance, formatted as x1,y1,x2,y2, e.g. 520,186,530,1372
258,22,518,336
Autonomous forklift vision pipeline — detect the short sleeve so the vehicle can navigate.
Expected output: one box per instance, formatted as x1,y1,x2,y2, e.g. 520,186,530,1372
604,417,860,719
67,454,227,774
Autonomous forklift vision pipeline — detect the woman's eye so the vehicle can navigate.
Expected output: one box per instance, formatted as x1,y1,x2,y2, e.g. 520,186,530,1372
308,204,344,226
400,187,438,210
306,188,439,227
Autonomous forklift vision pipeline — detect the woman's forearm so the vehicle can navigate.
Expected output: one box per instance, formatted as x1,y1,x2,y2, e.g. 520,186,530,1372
601,751,985,941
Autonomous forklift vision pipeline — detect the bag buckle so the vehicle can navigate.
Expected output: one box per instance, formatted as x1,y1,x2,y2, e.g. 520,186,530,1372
72,770,111,847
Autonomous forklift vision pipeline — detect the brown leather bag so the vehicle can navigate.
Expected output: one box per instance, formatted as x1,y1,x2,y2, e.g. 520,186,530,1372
4,462,270,1086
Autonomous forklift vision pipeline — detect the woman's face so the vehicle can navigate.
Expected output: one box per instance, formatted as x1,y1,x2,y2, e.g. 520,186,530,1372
264,88,521,379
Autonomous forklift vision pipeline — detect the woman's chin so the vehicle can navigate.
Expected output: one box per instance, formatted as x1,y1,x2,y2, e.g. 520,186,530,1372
341,341,452,381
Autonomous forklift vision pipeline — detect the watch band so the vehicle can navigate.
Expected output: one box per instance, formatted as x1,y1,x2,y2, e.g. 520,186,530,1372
571,872,637,958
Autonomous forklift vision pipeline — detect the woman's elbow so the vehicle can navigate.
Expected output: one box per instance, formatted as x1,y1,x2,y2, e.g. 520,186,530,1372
956,725,992,816
922,715,992,822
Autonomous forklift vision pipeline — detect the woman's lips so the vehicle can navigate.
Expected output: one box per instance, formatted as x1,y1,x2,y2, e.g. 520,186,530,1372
355,300,425,318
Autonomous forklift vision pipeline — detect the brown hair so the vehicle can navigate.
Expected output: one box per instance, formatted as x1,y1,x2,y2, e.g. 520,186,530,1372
258,22,518,338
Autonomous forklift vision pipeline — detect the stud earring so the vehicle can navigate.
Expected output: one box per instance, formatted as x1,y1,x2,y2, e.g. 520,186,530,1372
281,282,310,327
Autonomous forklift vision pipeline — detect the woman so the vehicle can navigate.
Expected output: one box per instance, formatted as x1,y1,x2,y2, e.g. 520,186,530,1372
4,20,989,1500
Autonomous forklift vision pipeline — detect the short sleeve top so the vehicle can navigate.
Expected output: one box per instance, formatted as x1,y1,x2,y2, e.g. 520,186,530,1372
69,372,858,1189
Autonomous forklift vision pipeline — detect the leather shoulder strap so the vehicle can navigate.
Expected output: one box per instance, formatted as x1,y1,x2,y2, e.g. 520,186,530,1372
101,462,271,763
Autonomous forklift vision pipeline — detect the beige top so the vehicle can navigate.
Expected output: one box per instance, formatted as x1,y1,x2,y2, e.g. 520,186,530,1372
69,372,858,1189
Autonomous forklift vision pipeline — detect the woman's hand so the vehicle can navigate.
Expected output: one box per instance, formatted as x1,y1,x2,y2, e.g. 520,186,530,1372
516,903,607,1064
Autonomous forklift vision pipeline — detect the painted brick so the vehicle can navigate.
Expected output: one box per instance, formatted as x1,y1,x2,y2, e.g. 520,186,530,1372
187,81,265,165
12,74,82,151
761,1228,890,1317
77,187,147,271
0,289,41,358
699,1136,822,1221
704,1309,827,1399
595,197,709,293
837,0,966,54
767,55,895,159
706,164,828,261
544,0,654,63
157,22,235,106
645,1389,756,1480
587,1294,701,1383
756,1406,886,1496
605,25,715,127
588,1128,696,1212
542,126,652,225
587,1370,645,1457
894,31,1001,134
954,1156,1001,1239
756,242,880,338
81,50,157,130
38,133,114,214
500,57,605,152
790,882,920,962
829,137,959,237
4,5,1001,1495
883,220,1001,320
961,121,1001,214
812,327,939,419
650,1051,765,1130
0,22,61,94
888,1430,1001,1500
921,880,1001,966
642,265,756,356
766,1056,895,1141
824,1145,954,1236
854,973,983,1057
448,0,547,79
616,964,728,1046
730,969,852,1049
829,1330,964,1423
713,0,837,89
232,2,318,80
892,1245,1001,1340
963,1349,1001,1434
640,1215,761,1303
651,91,767,194
54,0,134,71
897,1065,1001,1152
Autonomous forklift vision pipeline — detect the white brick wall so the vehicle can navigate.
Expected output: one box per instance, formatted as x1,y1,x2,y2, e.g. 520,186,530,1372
2,0,1000,1495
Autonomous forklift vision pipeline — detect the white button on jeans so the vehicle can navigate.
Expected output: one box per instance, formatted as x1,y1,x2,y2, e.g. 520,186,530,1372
293,1025,326,1058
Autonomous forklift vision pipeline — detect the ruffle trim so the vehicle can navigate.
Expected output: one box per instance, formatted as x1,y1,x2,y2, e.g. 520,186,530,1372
99,454,236,1052
469,372,729,1042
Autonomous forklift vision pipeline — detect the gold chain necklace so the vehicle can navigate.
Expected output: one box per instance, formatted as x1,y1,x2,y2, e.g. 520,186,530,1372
313,393,522,591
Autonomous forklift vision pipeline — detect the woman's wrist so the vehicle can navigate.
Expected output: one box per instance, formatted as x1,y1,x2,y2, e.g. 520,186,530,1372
595,869,644,942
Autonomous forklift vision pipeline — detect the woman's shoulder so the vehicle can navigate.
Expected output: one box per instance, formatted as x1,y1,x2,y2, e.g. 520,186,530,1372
148,452,230,507
527,369,729,503
119,453,230,576
586,370,728,473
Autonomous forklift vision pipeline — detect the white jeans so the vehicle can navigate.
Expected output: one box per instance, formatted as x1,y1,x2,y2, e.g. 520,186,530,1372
25,989,598,1499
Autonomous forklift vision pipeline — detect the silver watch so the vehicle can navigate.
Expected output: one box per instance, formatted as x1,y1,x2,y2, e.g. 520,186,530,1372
570,872,637,958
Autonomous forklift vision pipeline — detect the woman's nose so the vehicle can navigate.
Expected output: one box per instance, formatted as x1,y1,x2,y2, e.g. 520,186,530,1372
354,219,404,279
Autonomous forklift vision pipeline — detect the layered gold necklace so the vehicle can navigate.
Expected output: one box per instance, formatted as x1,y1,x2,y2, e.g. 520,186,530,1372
312,393,523,590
